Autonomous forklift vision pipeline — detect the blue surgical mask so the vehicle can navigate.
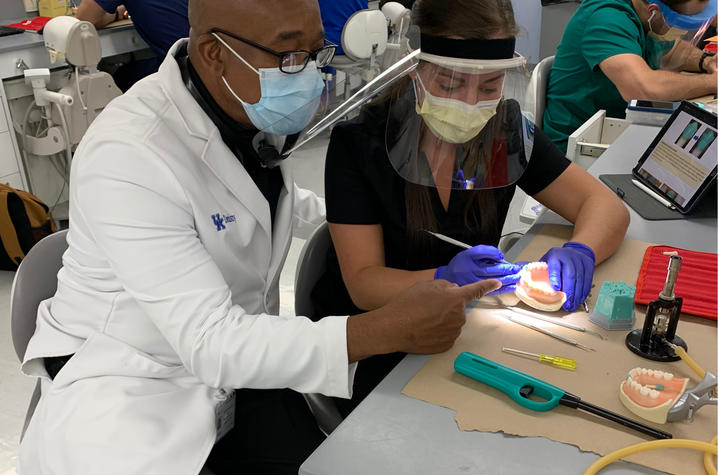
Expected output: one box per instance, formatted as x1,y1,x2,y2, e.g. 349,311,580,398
213,33,325,136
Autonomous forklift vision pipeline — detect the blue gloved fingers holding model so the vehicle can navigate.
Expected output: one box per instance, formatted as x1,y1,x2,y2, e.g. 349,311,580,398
540,241,595,312
435,244,522,294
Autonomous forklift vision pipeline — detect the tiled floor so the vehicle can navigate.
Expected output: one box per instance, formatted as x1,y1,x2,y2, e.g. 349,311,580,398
0,75,533,473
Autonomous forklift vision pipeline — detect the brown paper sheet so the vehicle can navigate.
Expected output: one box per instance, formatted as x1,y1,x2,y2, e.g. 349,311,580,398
402,224,717,474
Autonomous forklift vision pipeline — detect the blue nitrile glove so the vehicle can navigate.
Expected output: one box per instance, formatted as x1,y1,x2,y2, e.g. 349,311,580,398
435,245,522,295
540,241,596,312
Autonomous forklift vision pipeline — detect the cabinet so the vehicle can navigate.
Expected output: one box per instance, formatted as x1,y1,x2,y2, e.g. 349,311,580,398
0,82,26,190
0,22,149,201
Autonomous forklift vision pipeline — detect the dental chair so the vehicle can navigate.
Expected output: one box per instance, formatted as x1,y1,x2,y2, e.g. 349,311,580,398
524,55,554,130
293,222,345,435
8,228,323,473
10,229,68,441
330,9,389,100
519,56,555,225
380,2,412,71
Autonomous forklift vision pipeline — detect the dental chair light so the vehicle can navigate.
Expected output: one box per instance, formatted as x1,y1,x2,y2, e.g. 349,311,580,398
381,2,411,37
43,16,102,67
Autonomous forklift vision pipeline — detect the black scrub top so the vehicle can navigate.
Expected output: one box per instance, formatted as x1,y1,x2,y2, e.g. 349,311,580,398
310,98,570,319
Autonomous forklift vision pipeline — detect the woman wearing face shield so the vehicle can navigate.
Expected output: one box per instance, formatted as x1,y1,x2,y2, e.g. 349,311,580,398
310,0,630,416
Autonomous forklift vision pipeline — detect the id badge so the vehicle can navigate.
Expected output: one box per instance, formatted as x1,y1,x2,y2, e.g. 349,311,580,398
214,389,235,442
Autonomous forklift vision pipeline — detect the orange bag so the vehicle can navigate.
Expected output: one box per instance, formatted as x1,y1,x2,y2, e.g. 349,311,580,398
0,184,56,270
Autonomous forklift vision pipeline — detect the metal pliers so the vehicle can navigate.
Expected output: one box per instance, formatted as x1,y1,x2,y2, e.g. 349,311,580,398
666,372,718,422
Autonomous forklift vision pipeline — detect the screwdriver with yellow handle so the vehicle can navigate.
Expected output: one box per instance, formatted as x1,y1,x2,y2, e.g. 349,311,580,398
502,347,577,370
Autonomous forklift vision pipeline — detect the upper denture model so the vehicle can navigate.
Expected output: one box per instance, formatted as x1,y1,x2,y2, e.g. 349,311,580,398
514,262,567,312
619,367,688,424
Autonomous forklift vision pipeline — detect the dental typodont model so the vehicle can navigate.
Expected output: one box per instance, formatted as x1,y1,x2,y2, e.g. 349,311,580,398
619,367,688,424
515,262,566,312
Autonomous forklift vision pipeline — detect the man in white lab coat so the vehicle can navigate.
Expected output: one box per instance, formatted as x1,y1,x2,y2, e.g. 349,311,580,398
18,0,500,474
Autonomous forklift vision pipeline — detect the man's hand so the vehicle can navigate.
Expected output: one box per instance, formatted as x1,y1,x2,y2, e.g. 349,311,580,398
116,5,129,21
76,0,124,29
703,54,718,73
347,279,501,362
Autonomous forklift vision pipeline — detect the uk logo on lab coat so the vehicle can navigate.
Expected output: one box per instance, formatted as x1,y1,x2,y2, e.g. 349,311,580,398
211,213,236,231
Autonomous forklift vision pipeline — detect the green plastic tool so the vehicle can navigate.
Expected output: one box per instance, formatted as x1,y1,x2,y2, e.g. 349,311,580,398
454,352,672,439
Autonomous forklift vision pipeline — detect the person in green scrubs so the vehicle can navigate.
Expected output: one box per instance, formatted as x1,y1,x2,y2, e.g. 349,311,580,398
543,0,718,153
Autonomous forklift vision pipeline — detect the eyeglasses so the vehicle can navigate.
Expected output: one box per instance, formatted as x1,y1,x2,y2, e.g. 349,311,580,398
210,28,337,74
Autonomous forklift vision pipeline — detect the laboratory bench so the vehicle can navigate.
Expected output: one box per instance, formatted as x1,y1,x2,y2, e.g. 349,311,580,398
299,123,716,475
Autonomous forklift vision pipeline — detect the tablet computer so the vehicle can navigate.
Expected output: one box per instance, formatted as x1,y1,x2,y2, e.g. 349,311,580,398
632,101,717,214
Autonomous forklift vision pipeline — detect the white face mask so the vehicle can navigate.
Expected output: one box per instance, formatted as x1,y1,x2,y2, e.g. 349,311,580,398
414,75,500,144
647,10,688,42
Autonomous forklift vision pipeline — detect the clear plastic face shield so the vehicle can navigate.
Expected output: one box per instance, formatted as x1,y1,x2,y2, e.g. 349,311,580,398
283,48,422,156
386,33,530,190
646,0,716,69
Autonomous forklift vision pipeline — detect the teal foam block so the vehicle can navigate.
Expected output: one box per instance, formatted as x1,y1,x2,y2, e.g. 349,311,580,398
589,280,636,330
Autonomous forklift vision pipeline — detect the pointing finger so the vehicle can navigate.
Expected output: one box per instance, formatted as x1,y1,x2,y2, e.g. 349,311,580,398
453,279,502,301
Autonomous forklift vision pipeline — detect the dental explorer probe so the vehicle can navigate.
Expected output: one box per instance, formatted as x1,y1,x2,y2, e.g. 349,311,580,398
424,230,471,249
503,313,595,351
505,305,606,340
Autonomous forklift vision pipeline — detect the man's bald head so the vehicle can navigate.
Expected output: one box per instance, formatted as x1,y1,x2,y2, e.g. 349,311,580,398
186,0,324,126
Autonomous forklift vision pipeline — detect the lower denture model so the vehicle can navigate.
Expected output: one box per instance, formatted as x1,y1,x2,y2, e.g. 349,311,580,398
514,262,567,312
619,368,688,424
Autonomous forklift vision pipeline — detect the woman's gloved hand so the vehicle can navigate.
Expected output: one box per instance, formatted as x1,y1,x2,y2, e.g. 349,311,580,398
540,241,595,312
435,245,522,295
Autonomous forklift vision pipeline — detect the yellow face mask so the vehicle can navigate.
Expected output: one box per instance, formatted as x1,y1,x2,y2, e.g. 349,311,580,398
414,77,499,144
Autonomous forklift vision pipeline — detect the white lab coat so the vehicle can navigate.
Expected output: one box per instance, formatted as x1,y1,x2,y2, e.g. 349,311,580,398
18,39,354,475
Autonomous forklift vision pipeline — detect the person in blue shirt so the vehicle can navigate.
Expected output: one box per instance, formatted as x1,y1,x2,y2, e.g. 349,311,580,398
317,0,368,55
77,0,189,89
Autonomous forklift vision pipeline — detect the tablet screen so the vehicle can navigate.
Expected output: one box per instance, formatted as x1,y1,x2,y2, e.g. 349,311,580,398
635,105,717,209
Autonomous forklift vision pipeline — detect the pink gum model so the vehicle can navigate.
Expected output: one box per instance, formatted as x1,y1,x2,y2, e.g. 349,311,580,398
514,262,566,312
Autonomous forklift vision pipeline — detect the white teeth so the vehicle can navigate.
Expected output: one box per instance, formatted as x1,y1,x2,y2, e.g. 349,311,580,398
647,369,655,377
631,381,640,390
630,369,639,378
649,390,659,399
654,370,664,379
640,386,650,396
664,373,674,381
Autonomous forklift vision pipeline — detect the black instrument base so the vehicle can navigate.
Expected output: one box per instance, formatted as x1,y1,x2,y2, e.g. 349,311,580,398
625,330,687,362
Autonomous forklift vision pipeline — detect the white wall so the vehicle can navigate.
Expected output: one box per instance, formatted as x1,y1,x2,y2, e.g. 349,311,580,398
511,0,542,64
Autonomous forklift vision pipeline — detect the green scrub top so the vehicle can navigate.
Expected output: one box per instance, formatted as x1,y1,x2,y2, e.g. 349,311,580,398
543,0,671,153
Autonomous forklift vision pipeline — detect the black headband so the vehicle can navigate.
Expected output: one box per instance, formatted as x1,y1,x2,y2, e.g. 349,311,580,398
419,34,516,60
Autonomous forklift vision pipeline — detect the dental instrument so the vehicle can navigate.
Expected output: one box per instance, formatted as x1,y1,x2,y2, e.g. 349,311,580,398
502,313,595,351
665,339,718,416
454,352,672,440
501,347,576,370
626,252,687,361
505,305,606,340
424,230,471,249
665,339,710,381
